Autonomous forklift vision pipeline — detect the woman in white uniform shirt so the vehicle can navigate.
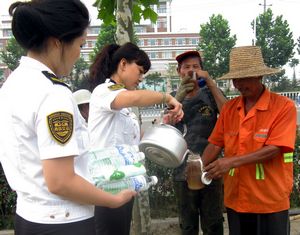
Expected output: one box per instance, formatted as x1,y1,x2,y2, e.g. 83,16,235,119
0,1,136,235
88,42,184,235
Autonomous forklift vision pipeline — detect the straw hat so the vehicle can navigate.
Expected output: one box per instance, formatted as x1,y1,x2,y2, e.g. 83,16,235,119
73,89,91,105
217,46,281,80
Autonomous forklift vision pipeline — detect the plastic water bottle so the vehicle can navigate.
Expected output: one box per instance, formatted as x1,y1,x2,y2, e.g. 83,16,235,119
192,71,206,88
89,144,145,167
91,163,147,184
98,175,158,194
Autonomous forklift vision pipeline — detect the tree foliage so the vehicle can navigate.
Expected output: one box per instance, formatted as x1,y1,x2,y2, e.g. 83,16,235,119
93,0,158,25
0,37,25,71
254,9,295,67
198,14,236,79
253,9,295,89
297,36,300,55
89,24,117,61
93,0,158,44
70,57,89,91
289,58,299,79
144,72,164,91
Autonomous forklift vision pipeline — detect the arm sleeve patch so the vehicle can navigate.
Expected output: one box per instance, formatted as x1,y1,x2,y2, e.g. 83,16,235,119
47,111,73,145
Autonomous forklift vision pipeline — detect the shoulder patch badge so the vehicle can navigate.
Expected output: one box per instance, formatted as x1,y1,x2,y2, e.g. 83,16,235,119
108,84,125,91
47,111,73,145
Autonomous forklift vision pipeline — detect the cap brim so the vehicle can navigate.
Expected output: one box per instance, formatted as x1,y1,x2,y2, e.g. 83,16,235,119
176,51,200,63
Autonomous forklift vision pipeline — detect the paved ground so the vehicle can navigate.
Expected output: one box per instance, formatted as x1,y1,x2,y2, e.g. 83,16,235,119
150,213,300,235
2,213,300,235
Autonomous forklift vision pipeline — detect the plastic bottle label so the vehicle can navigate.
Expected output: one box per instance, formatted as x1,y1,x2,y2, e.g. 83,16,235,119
132,176,144,191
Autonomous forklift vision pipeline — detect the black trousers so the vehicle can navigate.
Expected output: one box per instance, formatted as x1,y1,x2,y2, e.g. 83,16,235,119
227,207,290,235
94,197,134,235
15,214,95,235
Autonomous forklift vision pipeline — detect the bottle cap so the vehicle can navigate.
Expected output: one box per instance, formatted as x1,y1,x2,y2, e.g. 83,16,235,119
138,152,145,161
150,176,158,186
133,145,139,152
197,79,206,88
201,172,212,185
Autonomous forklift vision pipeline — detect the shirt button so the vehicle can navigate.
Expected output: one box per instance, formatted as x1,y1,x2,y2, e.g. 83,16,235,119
65,212,70,217
50,215,55,219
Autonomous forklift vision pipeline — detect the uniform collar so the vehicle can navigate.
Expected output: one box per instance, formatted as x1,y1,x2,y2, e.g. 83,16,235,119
104,78,118,84
20,56,57,76
237,86,270,111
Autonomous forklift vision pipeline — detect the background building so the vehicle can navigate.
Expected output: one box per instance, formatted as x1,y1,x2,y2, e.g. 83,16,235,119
0,0,200,89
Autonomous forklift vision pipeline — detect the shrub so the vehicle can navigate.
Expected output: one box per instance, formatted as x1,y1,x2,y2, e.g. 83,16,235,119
0,164,16,229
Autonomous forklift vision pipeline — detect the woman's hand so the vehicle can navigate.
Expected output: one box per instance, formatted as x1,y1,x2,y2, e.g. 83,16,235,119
164,95,184,123
110,189,137,208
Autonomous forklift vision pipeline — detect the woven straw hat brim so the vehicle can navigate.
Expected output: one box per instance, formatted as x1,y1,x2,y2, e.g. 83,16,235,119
217,66,281,80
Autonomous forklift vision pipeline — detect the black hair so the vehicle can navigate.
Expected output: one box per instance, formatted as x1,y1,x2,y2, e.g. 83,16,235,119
9,0,90,52
89,42,151,90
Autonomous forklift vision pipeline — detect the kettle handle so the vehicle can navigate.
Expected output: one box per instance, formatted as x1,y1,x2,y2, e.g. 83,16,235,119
159,108,187,137
182,149,192,162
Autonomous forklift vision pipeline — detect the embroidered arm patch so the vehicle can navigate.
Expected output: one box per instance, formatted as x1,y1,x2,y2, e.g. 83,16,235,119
47,111,73,145
108,84,125,91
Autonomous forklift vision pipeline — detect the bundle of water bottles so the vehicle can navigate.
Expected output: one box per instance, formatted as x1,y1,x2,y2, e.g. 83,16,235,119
88,144,158,194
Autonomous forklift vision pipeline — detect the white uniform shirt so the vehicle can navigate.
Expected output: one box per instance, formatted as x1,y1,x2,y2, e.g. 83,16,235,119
89,80,140,149
0,57,93,223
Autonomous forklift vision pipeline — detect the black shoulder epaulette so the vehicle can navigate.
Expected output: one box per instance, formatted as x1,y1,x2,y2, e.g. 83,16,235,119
42,71,70,90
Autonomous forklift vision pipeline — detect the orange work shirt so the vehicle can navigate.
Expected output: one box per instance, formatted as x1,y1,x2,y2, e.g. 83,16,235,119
209,88,296,213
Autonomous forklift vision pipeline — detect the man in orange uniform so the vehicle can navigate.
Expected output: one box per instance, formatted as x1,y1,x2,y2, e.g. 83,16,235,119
201,46,297,235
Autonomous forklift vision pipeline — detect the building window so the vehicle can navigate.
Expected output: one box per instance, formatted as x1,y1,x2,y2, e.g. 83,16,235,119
162,51,172,59
191,38,198,45
88,26,100,35
163,38,170,45
157,18,167,29
149,39,156,46
135,26,146,33
176,38,185,45
3,29,12,37
157,2,167,13
149,52,157,59
137,40,145,47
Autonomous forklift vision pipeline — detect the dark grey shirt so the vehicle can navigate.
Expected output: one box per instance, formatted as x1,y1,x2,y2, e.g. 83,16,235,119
172,87,219,181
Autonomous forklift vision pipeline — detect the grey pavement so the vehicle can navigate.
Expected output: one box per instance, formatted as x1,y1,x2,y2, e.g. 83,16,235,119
150,212,300,235
1,214,300,235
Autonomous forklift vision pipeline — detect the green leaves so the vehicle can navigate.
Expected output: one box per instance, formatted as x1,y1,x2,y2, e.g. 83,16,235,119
254,9,295,89
94,0,116,25
198,14,236,79
255,9,295,68
0,37,26,71
94,0,158,25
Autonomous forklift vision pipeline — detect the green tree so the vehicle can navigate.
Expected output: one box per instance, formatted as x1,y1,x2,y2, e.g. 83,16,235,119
0,69,3,82
198,14,237,79
165,63,180,92
93,0,158,44
297,36,300,55
61,57,89,91
289,58,299,80
144,72,163,91
0,37,25,71
253,9,295,88
272,76,292,92
89,24,117,61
